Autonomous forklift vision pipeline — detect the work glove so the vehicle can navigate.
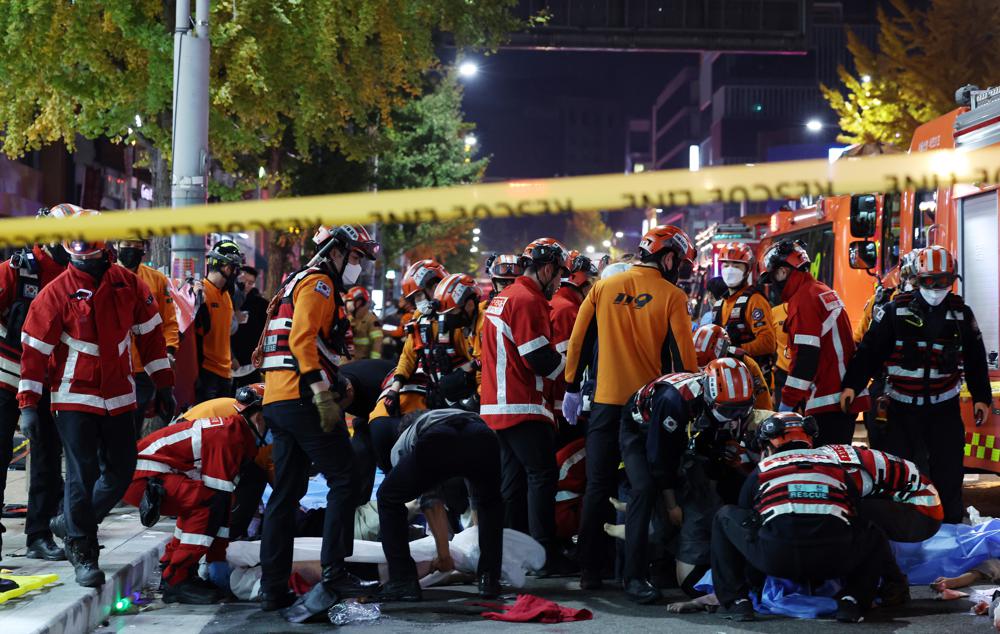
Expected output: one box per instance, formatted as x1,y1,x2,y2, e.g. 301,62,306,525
313,390,344,433
383,388,401,417
156,387,177,422
18,407,39,438
562,391,583,425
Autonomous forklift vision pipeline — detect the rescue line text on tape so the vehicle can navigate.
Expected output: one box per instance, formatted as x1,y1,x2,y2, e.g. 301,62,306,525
0,145,998,247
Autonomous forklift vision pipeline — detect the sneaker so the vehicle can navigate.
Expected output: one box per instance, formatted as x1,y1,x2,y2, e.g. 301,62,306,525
836,595,864,623
717,598,755,622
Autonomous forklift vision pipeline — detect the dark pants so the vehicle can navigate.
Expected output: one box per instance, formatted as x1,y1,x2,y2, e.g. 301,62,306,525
377,421,503,581
0,390,62,539
260,399,357,595
813,410,856,447
773,368,788,399
496,420,557,547
619,410,658,582
886,397,966,523
351,417,376,505
230,462,268,540
711,506,887,608
578,403,622,574
53,410,136,539
196,368,232,402
133,372,157,439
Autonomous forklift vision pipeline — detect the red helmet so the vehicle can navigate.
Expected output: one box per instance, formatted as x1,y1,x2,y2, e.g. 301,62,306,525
486,254,523,280
753,411,819,452
693,324,731,367
702,357,754,422
638,225,695,263
313,224,379,260
718,242,755,267
401,259,447,298
760,240,810,277
61,208,107,260
914,245,956,278
563,250,599,288
521,237,568,270
433,273,482,314
345,286,371,306
234,383,265,414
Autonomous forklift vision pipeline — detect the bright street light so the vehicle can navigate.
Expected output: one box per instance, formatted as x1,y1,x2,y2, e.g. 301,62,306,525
464,134,478,147
585,245,596,254
458,61,478,78
861,74,871,84
385,269,397,281
473,228,481,235
473,236,480,242
602,240,612,248
615,231,624,238
806,119,823,132
470,245,479,253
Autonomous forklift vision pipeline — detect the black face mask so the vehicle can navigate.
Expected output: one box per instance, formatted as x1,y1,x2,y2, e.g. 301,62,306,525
71,256,110,279
48,244,70,267
117,247,144,269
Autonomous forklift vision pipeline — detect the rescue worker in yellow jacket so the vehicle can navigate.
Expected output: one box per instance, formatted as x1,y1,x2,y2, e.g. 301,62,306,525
714,242,776,384
345,286,383,360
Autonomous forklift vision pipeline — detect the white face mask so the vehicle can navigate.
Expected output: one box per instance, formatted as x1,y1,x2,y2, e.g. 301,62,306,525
416,299,432,315
721,265,745,288
920,287,949,306
341,262,362,286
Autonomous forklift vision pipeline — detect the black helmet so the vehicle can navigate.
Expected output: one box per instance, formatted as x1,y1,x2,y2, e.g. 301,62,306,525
207,240,244,270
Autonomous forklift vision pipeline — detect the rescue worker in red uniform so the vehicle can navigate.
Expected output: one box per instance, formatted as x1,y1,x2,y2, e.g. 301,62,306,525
123,384,265,604
711,412,943,623
620,359,758,604
195,240,243,401
481,238,574,576
473,254,523,385
257,224,379,621
759,240,867,445
0,206,71,561
18,208,175,588
116,238,181,436
714,242,776,385
563,225,698,589
841,246,991,524
549,250,598,438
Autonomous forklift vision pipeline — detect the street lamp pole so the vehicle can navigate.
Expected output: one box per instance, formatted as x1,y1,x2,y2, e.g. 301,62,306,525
170,0,211,280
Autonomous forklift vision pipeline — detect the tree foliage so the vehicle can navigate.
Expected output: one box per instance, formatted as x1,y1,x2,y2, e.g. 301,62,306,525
821,0,1000,146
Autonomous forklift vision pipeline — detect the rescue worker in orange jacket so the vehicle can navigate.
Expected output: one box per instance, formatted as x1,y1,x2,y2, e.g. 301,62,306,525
345,286,383,360
258,224,379,621
124,384,265,604
563,225,698,589
481,238,575,576
715,242,776,384
195,240,243,401
19,207,175,588
116,239,180,436
0,206,70,562
549,250,598,436
770,300,791,395
693,324,772,410
759,240,867,446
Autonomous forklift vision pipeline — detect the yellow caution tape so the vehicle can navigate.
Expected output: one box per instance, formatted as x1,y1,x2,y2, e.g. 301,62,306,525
1,145,999,246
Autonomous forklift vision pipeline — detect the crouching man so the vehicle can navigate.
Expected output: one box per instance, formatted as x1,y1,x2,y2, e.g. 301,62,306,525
372,408,504,601
123,394,266,604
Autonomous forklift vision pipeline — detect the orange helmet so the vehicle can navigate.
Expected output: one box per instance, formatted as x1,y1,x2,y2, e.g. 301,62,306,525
702,357,754,422
42,203,82,219
914,246,957,282
486,254,523,280
234,383,265,414
638,225,695,263
718,242,755,267
313,224,379,260
433,273,482,314
345,286,371,306
61,208,107,260
521,237,568,270
563,250,599,288
693,324,731,367
760,240,810,278
401,259,447,298
752,411,819,452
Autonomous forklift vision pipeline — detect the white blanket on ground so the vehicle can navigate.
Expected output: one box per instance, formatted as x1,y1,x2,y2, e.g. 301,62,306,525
227,528,545,601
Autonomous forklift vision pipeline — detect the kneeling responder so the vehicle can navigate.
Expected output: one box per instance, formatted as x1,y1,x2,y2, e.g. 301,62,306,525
563,225,698,588
257,224,379,620
123,388,265,604
19,207,175,587
759,240,866,445
841,245,991,524
693,324,772,410
710,412,939,623
620,358,757,604
372,408,503,601
715,242,776,384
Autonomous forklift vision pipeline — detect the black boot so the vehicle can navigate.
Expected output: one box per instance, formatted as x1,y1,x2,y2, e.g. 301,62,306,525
624,578,662,604
260,588,296,612
478,572,502,599
49,514,67,541
372,578,422,602
163,576,222,604
320,565,379,597
26,534,66,561
537,547,578,578
65,537,105,588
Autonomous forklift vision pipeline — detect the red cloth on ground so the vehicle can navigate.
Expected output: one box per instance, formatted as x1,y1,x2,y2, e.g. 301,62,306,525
288,572,314,596
481,594,593,623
